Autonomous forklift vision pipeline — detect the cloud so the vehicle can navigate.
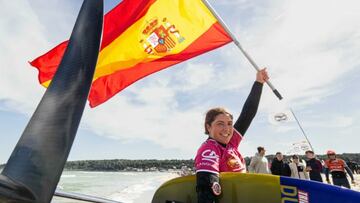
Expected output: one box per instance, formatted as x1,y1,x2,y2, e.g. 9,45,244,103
304,115,354,129
82,87,205,153
0,1,79,114
174,62,216,91
248,1,360,111
0,1,50,114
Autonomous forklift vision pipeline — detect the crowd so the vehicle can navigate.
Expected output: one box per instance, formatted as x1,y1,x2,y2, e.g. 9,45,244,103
248,147,356,189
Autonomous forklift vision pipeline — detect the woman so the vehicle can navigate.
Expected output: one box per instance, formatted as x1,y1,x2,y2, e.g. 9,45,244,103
194,69,268,203
289,155,309,180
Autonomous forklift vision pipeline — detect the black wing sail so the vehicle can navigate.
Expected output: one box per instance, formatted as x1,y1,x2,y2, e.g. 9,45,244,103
0,0,103,202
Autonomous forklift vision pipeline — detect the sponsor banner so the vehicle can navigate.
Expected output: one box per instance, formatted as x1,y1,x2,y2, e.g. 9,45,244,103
280,176,360,203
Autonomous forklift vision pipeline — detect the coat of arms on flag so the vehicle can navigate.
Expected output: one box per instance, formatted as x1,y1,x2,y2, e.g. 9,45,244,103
140,18,185,54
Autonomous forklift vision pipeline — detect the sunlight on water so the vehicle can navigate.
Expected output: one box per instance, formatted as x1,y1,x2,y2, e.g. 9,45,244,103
52,171,178,203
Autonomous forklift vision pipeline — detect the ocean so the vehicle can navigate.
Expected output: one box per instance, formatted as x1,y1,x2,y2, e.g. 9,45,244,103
53,171,178,203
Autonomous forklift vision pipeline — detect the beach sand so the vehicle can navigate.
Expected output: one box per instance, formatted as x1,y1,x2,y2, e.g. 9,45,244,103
321,174,360,191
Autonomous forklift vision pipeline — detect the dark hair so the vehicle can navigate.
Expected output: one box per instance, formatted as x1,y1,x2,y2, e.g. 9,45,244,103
204,107,233,135
275,152,282,155
305,150,314,154
257,146,265,153
292,155,299,159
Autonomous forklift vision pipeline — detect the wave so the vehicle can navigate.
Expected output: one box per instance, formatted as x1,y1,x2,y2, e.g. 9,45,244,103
56,172,179,203
60,174,76,178
107,173,177,203
79,171,105,174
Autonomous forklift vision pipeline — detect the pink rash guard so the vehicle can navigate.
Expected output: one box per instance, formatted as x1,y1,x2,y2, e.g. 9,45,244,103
195,129,246,174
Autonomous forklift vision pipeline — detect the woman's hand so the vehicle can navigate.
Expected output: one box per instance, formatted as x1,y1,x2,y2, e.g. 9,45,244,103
256,68,269,84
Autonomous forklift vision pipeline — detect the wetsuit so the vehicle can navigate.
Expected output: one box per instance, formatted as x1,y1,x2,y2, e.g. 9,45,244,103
306,158,323,182
325,158,354,189
195,82,263,203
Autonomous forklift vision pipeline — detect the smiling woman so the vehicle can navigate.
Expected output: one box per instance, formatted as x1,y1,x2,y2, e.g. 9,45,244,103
194,69,269,203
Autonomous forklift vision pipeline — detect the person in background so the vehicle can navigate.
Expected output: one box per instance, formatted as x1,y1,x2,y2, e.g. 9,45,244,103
248,146,270,174
305,150,323,182
346,160,358,175
270,152,291,177
194,69,268,203
289,155,309,180
324,150,355,189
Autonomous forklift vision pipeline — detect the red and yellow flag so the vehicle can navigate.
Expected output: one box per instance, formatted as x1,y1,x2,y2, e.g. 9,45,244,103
31,0,232,107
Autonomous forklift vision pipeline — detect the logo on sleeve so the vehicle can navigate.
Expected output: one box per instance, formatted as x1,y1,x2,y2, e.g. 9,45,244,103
211,182,222,196
201,149,219,164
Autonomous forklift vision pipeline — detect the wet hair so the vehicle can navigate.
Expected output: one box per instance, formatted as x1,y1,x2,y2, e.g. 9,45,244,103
257,146,265,153
204,107,233,135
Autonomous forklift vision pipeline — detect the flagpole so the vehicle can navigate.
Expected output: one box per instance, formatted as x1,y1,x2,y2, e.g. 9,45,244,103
201,0,283,100
290,108,315,152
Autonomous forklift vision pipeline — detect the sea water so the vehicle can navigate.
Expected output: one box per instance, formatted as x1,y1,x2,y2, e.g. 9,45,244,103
52,171,178,203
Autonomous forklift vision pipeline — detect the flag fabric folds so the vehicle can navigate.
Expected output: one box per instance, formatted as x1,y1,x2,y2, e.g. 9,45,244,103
286,140,312,155
31,0,232,107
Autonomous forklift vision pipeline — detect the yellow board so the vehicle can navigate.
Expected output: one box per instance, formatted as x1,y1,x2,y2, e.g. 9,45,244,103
152,173,281,203
153,172,360,203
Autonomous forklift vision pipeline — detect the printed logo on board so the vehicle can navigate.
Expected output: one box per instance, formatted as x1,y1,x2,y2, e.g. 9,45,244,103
281,185,309,203
298,190,309,203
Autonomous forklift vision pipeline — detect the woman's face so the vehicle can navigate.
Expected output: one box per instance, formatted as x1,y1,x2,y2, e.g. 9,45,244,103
206,113,233,144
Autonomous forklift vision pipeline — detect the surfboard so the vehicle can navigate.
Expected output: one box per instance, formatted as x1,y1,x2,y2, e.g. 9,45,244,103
152,172,360,203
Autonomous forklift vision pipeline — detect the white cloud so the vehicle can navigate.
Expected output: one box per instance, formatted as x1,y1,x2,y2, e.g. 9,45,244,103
0,1,50,114
0,1,79,114
305,115,354,129
242,0,360,111
82,91,205,153
174,63,216,91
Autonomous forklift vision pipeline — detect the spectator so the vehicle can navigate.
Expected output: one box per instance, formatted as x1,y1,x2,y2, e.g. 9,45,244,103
270,152,291,177
289,155,309,180
346,160,358,175
305,150,323,182
325,150,355,189
248,146,270,174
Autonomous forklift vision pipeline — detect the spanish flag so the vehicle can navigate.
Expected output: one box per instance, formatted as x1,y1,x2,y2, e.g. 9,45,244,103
31,0,232,107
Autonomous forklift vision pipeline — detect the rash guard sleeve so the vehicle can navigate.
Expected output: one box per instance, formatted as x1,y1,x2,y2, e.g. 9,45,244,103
234,82,263,136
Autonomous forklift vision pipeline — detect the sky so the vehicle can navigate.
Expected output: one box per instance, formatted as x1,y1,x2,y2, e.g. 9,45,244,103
1,0,360,164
